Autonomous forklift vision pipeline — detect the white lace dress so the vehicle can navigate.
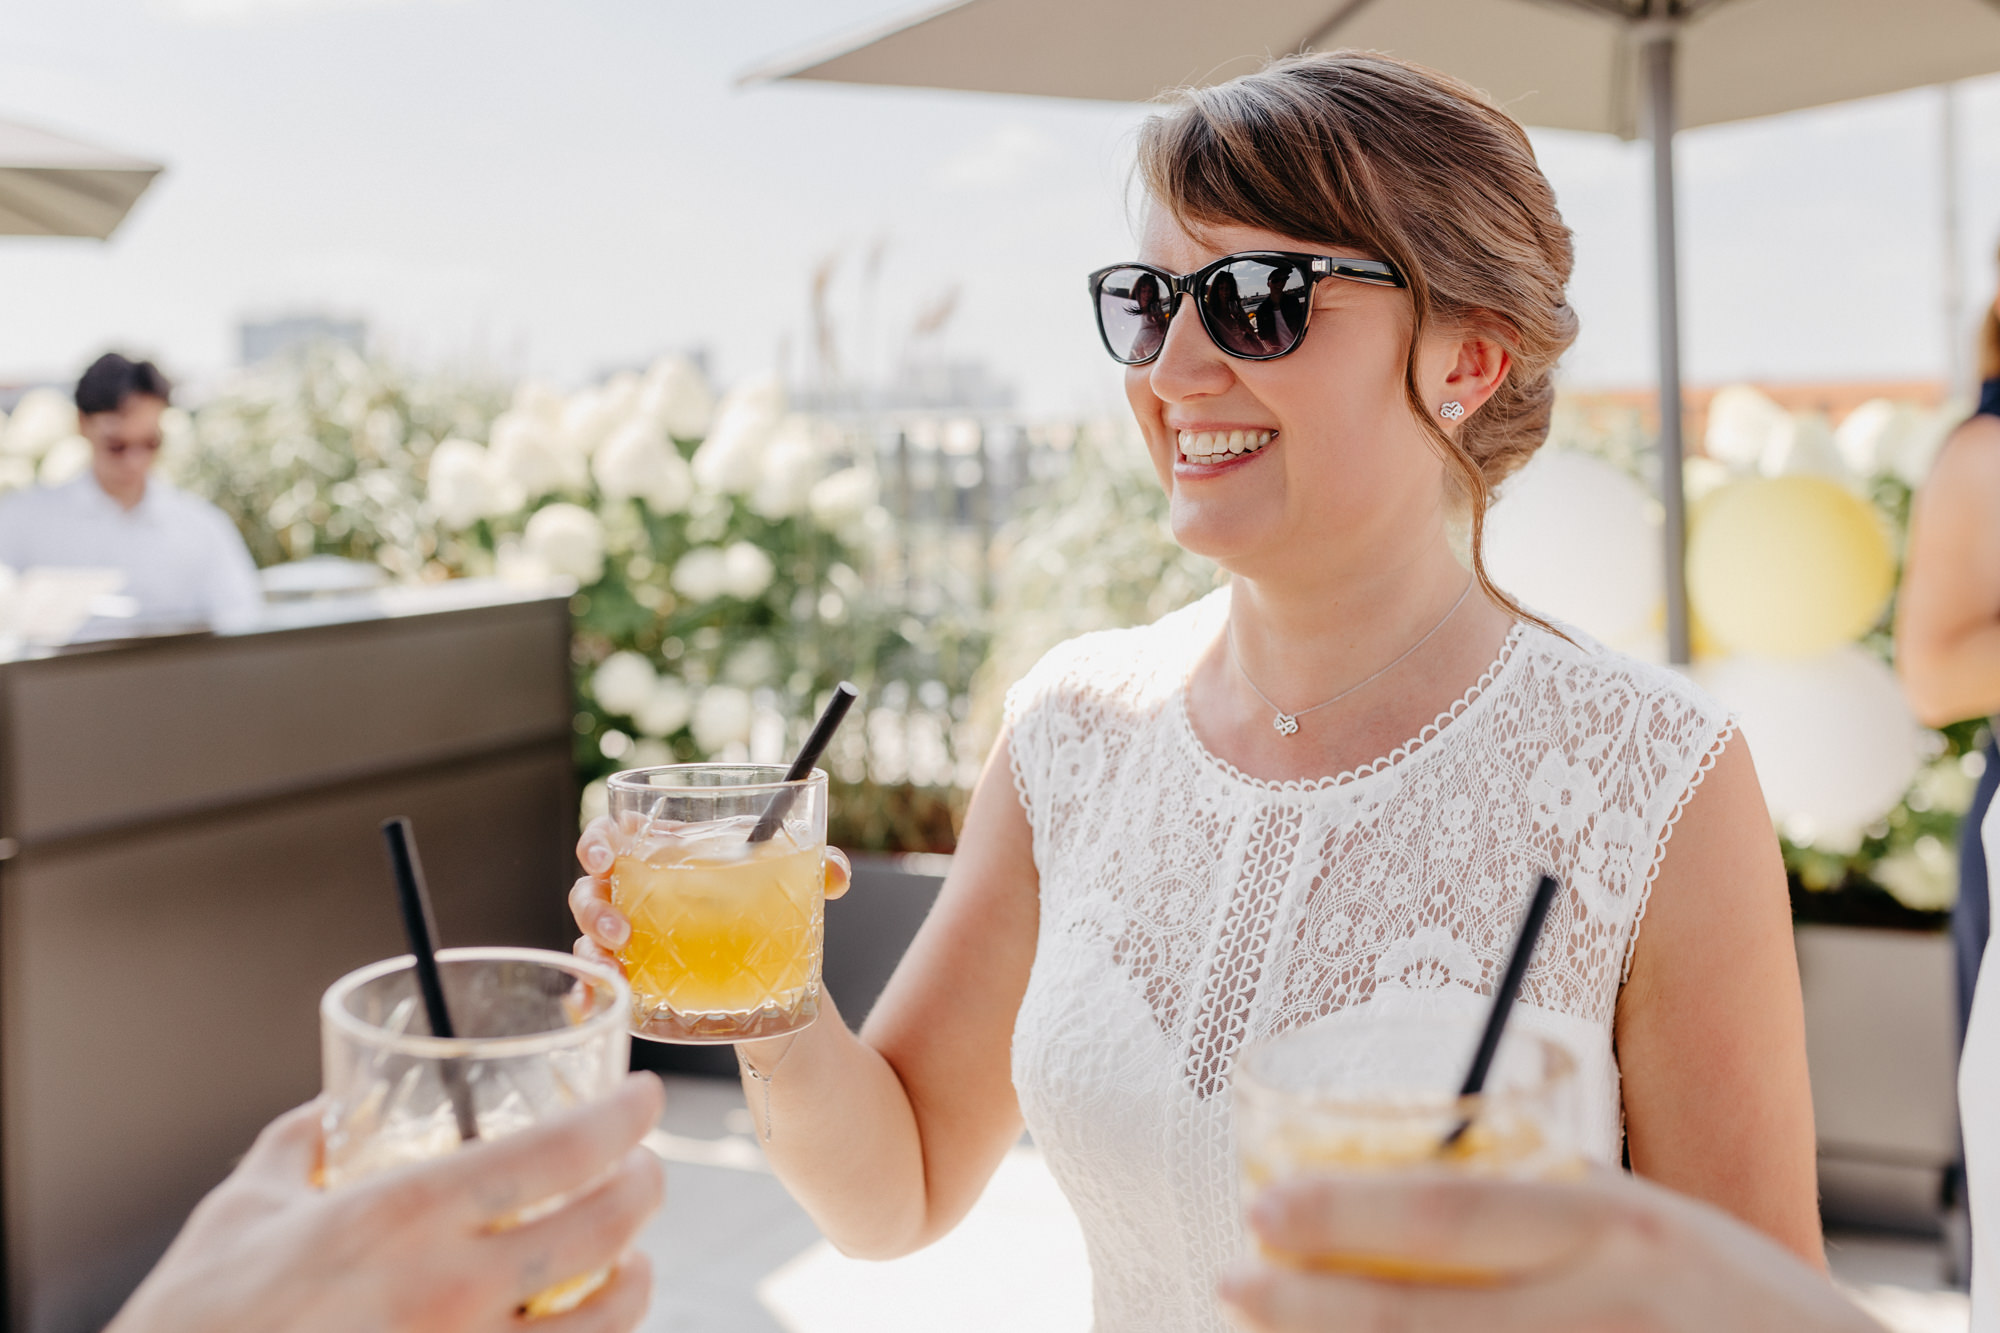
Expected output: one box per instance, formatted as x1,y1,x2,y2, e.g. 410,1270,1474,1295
1005,589,1735,1333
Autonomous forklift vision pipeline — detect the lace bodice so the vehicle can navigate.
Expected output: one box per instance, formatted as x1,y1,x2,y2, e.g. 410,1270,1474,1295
1005,589,1735,1333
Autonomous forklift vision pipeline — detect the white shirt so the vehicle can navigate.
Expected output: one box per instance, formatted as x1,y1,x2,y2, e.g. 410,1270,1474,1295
0,473,262,636
1967,799,2000,1331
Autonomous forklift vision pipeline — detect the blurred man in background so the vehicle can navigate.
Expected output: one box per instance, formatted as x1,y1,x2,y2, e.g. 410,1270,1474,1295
0,352,260,634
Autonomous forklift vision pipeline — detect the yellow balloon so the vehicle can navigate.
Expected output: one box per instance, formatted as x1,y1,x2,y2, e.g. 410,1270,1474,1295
1686,475,1893,658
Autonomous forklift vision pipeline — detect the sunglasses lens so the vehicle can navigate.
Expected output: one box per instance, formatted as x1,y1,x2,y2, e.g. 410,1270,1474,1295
1096,267,1171,364
1203,259,1311,358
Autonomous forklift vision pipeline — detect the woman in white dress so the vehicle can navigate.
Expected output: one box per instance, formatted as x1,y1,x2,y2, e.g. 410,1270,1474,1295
571,50,1820,1331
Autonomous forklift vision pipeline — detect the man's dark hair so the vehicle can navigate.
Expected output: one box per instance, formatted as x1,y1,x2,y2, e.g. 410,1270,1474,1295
74,353,173,416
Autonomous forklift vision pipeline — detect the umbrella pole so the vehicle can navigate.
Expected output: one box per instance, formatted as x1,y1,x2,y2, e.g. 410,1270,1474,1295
1642,25,1691,665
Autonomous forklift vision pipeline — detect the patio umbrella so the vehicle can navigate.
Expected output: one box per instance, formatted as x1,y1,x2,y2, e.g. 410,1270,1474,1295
748,0,2000,662
0,117,163,240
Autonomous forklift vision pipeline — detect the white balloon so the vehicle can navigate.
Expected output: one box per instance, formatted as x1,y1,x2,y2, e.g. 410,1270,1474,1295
1484,450,1660,648
1697,645,1923,846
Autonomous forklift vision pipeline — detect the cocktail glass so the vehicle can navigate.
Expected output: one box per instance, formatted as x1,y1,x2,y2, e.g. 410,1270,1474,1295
1234,1009,1582,1285
320,946,632,1317
605,764,829,1043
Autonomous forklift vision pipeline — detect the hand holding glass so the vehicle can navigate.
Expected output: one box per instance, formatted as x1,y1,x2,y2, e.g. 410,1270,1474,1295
1234,1011,1582,1286
320,946,633,1317
596,764,843,1043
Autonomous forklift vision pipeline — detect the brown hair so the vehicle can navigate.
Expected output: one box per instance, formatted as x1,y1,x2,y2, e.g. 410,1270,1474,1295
1136,51,1579,625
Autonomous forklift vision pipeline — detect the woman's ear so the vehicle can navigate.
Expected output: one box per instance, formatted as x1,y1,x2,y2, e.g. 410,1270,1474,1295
1440,328,1511,418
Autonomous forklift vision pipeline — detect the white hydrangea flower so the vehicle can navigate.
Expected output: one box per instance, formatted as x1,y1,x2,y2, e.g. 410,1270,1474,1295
593,420,694,514
722,541,775,599
636,677,693,737
38,436,91,485
557,387,622,462
160,406,195,457
494,538,552,587
491,409,584,499
692,373,785,495
511,380,568,429
642,356,713,440
2,388,78,459
670,547,730,602
809,467,878,529
723,638,778,688
591,650,658,717
427,438,513,529
752,414,823,519
692,685,753,753
523,503,605,584
579,777,610,827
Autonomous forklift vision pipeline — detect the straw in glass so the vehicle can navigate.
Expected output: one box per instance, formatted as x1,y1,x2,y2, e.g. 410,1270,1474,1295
381,817,480,1143
1439,873,1560,1151
748,682,859,844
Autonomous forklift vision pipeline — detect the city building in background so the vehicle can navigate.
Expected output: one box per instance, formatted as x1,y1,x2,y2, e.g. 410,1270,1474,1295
238,313,367,366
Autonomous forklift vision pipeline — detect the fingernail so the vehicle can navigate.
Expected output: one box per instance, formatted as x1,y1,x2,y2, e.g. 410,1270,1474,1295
597,912,629,947
584,846,612,874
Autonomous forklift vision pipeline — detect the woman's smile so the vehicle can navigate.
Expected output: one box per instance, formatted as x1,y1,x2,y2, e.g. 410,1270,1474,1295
1173,425,1278,477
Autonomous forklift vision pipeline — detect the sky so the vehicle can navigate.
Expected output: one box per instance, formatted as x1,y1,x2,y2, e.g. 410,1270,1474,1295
7,0,2000,415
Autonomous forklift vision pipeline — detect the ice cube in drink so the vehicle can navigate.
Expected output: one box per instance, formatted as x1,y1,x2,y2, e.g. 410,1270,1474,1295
610,815,824,1042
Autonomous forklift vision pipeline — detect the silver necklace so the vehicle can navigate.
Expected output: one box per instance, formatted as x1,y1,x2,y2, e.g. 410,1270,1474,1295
1227,580,1475,737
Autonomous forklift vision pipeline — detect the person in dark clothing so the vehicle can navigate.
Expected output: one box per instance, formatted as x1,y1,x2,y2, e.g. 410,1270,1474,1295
1899,249,2000,1043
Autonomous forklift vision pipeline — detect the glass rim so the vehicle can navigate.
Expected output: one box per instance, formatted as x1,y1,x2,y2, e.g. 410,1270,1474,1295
1234,1022,1577,1116
606,763,828,797
321,945,630,1060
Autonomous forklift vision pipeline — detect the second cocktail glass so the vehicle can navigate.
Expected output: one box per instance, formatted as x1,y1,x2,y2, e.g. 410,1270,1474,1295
1234,1009,1582,1284
606,764,829,1043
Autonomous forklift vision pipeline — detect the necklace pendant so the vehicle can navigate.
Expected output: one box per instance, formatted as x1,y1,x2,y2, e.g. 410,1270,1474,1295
1273,712,1299,737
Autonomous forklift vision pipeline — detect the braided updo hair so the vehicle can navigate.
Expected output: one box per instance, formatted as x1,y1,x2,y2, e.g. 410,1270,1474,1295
1136,50,1579,622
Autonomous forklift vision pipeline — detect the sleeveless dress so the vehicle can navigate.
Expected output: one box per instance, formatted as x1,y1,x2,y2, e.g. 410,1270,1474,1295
1005,589,1736,1333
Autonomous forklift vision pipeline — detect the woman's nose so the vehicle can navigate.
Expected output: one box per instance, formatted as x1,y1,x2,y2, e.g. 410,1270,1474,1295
1147,297,1234,402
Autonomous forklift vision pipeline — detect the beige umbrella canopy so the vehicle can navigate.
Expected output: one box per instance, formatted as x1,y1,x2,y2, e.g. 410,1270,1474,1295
0,117,163,240
751,0,2000,662
752,0,2000,136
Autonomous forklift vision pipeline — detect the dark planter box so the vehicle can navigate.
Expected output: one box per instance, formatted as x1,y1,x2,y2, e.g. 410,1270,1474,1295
1798,922,1959,1233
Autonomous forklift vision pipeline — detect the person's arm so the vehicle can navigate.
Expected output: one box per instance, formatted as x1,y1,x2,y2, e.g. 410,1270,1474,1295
1897,415,2000,726
106,1073,666,1333
571,732,1040,1259
1614,733,1824,1264
1218,1170,1883,1333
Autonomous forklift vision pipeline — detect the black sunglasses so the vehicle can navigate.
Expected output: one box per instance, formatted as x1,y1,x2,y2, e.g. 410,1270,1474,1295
1088,250,1406,366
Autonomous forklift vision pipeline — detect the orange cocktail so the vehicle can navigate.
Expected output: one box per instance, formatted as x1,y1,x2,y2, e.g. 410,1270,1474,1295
607,766,829,1043
1234,1010,1581,1285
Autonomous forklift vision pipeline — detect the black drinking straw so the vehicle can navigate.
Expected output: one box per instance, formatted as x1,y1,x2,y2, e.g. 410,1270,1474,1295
749,683,859,844
381,817,480,1143
1440,873,1561,1151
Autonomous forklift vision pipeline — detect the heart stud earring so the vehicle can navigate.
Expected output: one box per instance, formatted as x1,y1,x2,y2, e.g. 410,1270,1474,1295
1440,401,1466,421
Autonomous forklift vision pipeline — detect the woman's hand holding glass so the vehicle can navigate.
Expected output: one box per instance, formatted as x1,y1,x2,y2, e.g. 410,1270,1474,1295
568,815,852,994
1219,1169,1885,1333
